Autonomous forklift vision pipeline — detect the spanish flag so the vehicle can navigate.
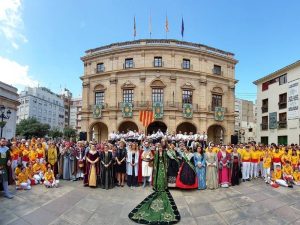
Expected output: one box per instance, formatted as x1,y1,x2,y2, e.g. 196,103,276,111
139,110,154,127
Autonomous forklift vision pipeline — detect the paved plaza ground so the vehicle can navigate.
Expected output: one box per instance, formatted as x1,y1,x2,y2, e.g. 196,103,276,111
1,179,300,225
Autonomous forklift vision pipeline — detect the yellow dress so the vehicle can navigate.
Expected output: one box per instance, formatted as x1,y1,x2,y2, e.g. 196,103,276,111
47,147,57,166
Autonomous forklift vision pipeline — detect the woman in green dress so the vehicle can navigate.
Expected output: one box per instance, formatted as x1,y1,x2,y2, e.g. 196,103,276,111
128,143,180,224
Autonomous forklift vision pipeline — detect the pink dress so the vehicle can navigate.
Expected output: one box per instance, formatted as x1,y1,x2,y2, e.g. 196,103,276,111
217,151,231,185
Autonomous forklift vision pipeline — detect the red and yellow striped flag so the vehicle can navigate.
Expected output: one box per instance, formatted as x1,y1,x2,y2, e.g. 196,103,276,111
139,110,154,127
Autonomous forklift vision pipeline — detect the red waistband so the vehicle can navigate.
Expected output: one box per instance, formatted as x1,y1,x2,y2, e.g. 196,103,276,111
273,158,281,163
242,160,251,162
251,159,259,163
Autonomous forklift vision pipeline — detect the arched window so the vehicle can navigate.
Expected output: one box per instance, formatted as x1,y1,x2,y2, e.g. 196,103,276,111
150,79,166,103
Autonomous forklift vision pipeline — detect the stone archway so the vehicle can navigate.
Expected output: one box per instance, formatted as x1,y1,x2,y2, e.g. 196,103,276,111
176,122,197,134
147,121,167,135
118,121,139,133
207,124,225,144
89,122,108,142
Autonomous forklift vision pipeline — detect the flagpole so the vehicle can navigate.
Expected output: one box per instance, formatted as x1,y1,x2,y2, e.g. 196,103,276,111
149,10,152,39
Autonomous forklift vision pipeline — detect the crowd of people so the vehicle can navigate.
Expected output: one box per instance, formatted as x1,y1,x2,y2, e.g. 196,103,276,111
1,129,300,200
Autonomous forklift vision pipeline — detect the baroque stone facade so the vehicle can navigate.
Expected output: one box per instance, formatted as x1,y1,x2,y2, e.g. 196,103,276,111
80,39,238,143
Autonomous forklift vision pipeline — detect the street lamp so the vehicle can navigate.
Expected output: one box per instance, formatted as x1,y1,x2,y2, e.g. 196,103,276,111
0,105,11,138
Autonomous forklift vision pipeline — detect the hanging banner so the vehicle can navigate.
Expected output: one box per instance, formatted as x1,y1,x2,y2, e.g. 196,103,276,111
215,107,225,121
288,80,299,120
269,112,277,129
93,104,102,118
122,102,133,118
153,102,164,119
183,103,193,118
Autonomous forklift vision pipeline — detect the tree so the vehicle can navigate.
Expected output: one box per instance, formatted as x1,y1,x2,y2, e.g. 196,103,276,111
16,118,50,139
49,127,63,139
63,126,77,140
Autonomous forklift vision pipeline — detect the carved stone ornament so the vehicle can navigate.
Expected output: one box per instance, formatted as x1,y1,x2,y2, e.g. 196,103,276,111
121,80,136,89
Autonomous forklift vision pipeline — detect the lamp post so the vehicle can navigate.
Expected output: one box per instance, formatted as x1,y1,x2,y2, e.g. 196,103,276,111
0,105,12,138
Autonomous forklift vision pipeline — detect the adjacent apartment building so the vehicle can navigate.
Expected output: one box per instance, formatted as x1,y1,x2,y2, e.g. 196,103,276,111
17,87,65,130
69,97,82,130
253,60,300,145
234,98,256,143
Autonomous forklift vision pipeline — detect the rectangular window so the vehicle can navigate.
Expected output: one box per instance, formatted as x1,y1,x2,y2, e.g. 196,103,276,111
213,65,222,75
261,136,268,145
124,58,134,69
279,74,287,85
278,112,287,128
95,91,104,105
182,59,190,69
278,93,287,109
278,136,288,145
154,57,163,67
123,89,134,103
211,94,222,111
152,88,164,102
182,90,192,104
96,63,105,72
261,116,268,130
262,99,268,113
262,81,269,91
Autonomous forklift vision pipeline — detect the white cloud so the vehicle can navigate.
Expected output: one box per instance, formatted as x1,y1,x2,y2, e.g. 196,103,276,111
0,56,38,89
0,0,27,49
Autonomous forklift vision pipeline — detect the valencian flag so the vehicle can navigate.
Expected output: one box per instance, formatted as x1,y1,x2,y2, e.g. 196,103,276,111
122,102,133,118
93,104,102,118
153,102,164,119
139,111,154,127
215,107,225,121
183,103,193,118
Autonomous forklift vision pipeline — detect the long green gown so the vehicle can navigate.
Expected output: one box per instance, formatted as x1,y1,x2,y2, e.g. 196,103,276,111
128,151,180,224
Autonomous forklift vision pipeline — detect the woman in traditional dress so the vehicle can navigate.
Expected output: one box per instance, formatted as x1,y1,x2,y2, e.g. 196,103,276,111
206,145,218,189
99,144,114,189
84,144,99,187
231,147,241,186
61,142,76,181
115,140,127,187
128,143,180,224
194,146,206,190
217,146,231,188
166,143,180,187
176,146,198,189
127,142,139,188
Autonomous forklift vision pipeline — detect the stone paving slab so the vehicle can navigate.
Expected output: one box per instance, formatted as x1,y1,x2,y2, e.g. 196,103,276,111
0,179,299,225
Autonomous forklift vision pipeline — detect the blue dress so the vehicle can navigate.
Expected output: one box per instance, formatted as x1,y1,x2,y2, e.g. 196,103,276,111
194,152,206,190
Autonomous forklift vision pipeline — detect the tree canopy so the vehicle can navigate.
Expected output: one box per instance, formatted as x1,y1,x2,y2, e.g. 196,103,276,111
16,117,50,139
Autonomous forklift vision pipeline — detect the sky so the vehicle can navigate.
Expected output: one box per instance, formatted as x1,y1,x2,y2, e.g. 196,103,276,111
0,0,300,101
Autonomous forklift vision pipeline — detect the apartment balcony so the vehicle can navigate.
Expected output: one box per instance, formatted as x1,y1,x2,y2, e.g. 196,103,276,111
278,102,287,109
261,106,268,113
278,121,287,129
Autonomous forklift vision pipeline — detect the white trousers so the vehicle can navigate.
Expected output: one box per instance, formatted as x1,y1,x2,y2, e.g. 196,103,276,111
250,162,258,178
242,162,250,180
44,180,59,188
263,168,270,179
